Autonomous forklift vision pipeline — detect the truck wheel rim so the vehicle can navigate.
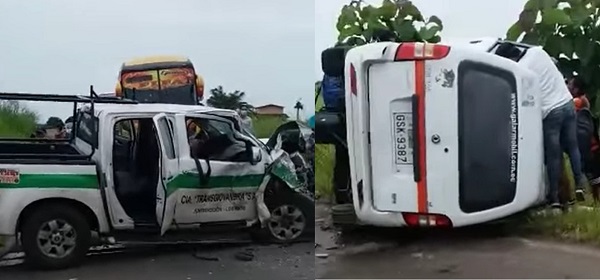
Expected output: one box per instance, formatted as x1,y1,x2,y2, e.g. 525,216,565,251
36,219,77,259
268,205,306,241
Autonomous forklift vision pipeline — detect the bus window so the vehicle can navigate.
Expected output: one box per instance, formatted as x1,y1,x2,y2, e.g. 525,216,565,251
159,68,195,89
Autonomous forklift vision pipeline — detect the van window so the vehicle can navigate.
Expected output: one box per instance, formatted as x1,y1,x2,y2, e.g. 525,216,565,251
156,118,176,159
76,112,98,148
457,60,518,213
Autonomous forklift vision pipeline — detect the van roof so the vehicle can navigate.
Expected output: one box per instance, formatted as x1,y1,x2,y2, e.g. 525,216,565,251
82,103,237,117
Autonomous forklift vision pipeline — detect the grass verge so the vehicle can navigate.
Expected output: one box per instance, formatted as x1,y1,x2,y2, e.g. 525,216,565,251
315,144,334,197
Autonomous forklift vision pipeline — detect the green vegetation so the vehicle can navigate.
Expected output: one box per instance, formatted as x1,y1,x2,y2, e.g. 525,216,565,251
315,81,335,197
507,0,600,114
519,206,600,244
253,115,287,138
335,0,443,46
206,86,252,111
0,101,37,137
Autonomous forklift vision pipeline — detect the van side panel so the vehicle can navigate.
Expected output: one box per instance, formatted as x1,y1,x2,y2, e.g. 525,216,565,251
457,61,518,213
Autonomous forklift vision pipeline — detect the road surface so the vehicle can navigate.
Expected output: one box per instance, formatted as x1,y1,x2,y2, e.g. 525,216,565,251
0,242,314,280
316,202,600,279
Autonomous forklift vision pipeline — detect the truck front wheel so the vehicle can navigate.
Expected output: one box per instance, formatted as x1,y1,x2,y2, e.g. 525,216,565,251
21,205,91,270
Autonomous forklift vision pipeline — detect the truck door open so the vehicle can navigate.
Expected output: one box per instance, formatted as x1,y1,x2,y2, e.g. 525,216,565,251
152,113,180,235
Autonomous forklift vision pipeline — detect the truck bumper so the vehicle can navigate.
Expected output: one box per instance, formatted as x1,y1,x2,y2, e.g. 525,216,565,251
0,235,17,258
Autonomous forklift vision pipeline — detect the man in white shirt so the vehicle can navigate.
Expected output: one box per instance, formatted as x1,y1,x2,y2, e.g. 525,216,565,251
496,43,587,208
239,110,254,135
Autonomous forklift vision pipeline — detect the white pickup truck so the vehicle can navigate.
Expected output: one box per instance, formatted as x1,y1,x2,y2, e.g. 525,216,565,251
0,92,313,269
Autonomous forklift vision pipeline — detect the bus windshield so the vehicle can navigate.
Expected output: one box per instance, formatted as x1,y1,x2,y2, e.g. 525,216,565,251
120,67,197,104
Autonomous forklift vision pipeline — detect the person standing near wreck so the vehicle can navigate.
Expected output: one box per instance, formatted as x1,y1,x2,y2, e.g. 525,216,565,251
495,43,588,208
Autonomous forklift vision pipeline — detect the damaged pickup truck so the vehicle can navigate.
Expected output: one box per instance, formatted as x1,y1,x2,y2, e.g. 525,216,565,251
0,90,314,269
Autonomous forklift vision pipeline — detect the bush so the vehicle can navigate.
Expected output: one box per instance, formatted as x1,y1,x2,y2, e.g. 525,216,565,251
0,101,38,137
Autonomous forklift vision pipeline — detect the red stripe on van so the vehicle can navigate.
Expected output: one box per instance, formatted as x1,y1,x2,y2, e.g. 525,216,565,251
415,60,428,213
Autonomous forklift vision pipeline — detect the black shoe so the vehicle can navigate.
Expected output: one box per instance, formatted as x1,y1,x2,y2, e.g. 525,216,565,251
575,189,586,202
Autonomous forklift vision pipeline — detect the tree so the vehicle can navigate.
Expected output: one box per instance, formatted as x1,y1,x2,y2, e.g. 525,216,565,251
206,85,253,110
506,0,600,111
294,99,304,120
335,0,444,47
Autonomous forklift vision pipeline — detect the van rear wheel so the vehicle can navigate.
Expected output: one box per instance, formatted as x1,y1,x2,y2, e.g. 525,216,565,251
21,205,91,270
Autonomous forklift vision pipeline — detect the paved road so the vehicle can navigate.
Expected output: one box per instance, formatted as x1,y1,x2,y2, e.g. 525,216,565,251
0,242,314,280
315,203,600,279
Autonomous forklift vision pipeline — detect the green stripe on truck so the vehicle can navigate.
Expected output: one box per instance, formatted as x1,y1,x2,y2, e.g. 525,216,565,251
0,174,98,189
166,173,264,195
0,173,264,191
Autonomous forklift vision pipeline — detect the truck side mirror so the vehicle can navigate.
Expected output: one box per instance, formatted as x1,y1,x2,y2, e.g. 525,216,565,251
250,146,262,165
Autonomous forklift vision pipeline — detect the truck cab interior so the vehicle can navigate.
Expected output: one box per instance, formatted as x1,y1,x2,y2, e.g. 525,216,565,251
112,118,160,223
185,117,252,162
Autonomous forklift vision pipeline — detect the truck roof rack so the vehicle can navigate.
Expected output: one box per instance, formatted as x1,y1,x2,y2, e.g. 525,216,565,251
0,85,137,104
0,86,138,160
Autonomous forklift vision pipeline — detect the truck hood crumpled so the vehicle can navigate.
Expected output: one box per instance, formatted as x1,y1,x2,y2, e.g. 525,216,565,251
255,134,312,225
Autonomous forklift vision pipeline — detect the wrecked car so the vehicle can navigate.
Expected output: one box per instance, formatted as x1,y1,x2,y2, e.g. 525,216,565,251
265,121,315,194
0,91,314,269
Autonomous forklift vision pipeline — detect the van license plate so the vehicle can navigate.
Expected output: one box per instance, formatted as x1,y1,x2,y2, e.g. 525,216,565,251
392,112,413,165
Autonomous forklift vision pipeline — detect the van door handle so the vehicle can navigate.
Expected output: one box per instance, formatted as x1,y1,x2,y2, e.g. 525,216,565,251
411,94,421,182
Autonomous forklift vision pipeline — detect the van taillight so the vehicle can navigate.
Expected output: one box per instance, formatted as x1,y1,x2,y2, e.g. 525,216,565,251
402,212,453,227
349,63,357,96
394,42,450,61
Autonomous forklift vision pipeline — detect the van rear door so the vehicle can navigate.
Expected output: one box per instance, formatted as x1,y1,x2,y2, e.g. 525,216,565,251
366,42,543,226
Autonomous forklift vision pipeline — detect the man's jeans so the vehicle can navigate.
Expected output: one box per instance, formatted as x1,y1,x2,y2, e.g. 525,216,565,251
543,100,586,204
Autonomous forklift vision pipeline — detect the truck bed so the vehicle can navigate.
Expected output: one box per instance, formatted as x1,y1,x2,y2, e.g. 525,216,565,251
0,140,90,161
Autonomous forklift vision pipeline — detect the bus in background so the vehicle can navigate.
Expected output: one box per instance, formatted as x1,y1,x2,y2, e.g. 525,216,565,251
115,55,205,105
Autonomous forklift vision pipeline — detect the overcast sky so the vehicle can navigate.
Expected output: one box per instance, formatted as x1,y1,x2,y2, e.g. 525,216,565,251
315,0,527,78
0,0,314,121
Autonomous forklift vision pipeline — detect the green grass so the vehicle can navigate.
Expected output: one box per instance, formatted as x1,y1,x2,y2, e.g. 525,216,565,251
252,115,287,138
518,206,600,244
315,144,335,197
314,86,336,197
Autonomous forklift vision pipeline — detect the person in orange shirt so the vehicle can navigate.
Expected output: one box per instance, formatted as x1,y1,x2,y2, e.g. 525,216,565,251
568,76,590,110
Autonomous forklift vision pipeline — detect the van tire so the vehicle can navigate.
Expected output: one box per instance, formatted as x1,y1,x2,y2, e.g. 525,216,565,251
21,205,91,270
255,190,315,243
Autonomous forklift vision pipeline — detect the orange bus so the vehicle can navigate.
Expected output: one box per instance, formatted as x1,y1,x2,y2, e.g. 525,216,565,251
115,55,204,105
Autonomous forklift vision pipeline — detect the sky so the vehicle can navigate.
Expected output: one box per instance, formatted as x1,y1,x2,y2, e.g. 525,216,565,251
0,0,314,121
314,0,528,79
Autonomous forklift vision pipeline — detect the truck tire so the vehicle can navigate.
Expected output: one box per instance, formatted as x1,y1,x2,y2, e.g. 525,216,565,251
257,190,315,243
21,204,91,270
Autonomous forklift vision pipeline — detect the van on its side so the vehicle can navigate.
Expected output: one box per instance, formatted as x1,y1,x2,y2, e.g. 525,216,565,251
343,42,546,228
